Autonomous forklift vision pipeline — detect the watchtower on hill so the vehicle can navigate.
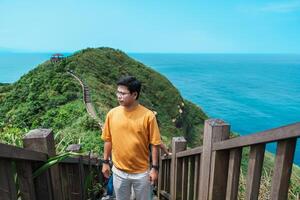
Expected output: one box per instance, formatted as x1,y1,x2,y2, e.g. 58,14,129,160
50,53,64,63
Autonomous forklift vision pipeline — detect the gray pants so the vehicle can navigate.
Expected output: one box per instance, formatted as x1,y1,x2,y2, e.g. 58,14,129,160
113,172,151,200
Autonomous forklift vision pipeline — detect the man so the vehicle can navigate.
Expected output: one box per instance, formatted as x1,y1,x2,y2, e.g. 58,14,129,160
101,76,161,200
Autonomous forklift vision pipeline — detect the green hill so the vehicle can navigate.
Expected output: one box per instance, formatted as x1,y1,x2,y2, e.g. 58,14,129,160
0,47,207,153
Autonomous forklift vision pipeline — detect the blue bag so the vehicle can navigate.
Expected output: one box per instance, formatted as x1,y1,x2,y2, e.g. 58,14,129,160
107,175,114,195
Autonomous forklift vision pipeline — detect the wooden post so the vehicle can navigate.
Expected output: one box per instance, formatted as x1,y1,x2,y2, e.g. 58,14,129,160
270,138,296,200
170,137,186,200
199,119,230,200
66,144,81,152
23,129,63,200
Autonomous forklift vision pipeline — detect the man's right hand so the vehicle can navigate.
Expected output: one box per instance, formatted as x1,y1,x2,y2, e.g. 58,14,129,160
102,163,111,178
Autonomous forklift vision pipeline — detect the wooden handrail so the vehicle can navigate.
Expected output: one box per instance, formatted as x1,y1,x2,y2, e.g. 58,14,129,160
176,146,203,158
213,122,300,151
0,142,47,161
158,119,300,200
60,157,98,165
0,129,103,200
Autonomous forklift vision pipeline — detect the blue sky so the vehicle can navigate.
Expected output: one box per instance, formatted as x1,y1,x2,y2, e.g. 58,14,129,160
0,0,300,53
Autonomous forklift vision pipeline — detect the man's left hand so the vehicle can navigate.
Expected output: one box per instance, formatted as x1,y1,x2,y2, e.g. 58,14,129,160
149,167,158,185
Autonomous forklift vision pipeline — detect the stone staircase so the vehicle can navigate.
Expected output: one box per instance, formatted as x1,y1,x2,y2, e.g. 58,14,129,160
67,71,103,128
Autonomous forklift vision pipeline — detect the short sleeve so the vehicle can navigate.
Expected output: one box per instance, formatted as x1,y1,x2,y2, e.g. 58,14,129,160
148,115,161,145
101,112,112,142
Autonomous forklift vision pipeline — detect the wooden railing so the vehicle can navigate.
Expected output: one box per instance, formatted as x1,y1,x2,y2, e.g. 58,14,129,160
158,119,300,200
0,129,103,200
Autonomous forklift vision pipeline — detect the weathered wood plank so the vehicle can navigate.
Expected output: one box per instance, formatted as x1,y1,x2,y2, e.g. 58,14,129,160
60,157,97,165
162,160,167,190
78,157,85,200
166,159,171,192
176,158,184,200
270,139,296,200
15,160,36,200
181,157,189,200
213,122,300,151
199,120,214,200
209,150,230,200
187,156,195,200
0,143,47,161
0,159,17,200
69,164,81,200
158,150,163,198
194,155,200,200
23,129,57,200
66,144,81,152
60,157,80,164
60,164,70,200
209,122,230,200
199,119,230,200
245,144,265,200
170,137,187,200
176,146,203,158
226,148,242,200
31,161,53,200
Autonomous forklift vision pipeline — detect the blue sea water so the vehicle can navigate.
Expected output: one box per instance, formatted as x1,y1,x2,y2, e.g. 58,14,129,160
0,52,299,165
130,53,300,165
0,53,52,83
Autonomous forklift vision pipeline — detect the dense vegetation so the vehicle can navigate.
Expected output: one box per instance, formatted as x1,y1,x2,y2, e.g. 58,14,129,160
0,47,207,153
0,47,298,199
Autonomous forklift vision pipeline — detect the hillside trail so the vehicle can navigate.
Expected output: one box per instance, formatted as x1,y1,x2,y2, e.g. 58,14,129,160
67,71,103,129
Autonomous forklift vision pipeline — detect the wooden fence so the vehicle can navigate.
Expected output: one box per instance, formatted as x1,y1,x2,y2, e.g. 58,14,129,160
0,129,103,200
1,120,299,200
158,119,300,200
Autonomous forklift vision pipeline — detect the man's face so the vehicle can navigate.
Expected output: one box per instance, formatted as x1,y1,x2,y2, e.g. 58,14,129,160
116,85,137,107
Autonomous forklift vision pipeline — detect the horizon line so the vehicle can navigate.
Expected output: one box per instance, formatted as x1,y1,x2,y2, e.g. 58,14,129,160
1,50,300,55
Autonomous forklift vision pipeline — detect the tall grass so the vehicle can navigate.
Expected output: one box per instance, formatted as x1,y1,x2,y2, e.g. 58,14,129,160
238,149,300,200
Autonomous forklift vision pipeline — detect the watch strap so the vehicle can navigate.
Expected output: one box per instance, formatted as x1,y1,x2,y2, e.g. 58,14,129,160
151,164,159,171
103,159,110,164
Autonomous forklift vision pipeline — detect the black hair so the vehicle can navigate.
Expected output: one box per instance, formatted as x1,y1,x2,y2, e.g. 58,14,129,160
117,76,142,99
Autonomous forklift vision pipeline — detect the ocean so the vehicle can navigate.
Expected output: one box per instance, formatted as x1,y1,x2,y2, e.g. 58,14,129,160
1,52,300,165
0,53,52,83
130,53,300,165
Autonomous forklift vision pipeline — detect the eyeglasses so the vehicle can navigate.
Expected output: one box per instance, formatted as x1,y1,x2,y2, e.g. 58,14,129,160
115,91,131,97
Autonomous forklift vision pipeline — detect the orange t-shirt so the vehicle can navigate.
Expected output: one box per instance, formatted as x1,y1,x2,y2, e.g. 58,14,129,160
101,104,161,173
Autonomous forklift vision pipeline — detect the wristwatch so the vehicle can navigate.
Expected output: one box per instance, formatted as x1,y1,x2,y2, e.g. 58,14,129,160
151,164,159,171
102,159,110,165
